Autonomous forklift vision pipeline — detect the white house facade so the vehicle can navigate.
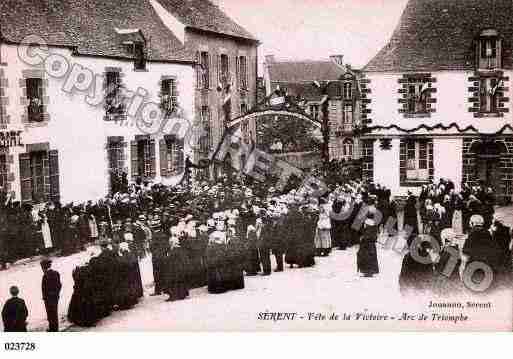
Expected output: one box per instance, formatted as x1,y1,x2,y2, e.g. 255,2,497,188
361,0,513,203
0,0,197,204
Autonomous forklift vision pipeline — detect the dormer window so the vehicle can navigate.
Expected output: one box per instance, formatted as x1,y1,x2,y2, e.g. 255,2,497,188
133,42,146,71
406,77,429,114
477,29,501,69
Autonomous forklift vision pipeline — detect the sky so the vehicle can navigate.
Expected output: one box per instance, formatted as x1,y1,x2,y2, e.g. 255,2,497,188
219,0,409,72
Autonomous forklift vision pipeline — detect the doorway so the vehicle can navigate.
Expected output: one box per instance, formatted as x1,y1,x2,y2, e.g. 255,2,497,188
471,139,507,199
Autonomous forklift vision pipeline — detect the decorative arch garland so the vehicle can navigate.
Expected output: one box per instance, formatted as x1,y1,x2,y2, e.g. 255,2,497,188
362,123,513,135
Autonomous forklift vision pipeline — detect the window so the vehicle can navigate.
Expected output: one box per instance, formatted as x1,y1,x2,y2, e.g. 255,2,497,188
160,78,178,117
406,140,429,181
0,154,7,190
107,138,125,172
343,138,354,159
241,120,250,144
342,103,353,131
478,30,501,69
238,56,248,89
406,78,429,114
164,136,184,175
343,82,352,99
309,104,320,121
26,78,44,122
479,77,500,113
133,42,146,71
199,106,211,154
105,71,124,116
136,138,155,179
240,103,248,115
19,149,59,203
219,54,229,85
200,52,210,89
0,42,5,65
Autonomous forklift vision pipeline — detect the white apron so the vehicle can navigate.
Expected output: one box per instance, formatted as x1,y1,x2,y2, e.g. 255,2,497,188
41,220,53,249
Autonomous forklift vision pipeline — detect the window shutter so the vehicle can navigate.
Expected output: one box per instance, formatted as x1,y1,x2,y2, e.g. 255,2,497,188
19,153,32,202
236,56,240,89
149,139,156,178
209,53,214,89
196,51,201,89
178,138,185,174
159,139,168,178
217,54,221,86
497,39,502,68
130,140,139,179
227,55,231,83
428,139,434,182
399,139,407,185
48,149,60,202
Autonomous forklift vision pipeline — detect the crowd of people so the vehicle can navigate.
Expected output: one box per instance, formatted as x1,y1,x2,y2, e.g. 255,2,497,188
399,180,512,294
1,174,512,331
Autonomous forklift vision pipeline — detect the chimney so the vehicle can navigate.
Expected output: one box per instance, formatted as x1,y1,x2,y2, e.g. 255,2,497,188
265,55,276,64
330,54,344,68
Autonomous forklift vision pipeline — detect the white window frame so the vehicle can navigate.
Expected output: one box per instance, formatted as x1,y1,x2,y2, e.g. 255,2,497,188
343,82,352,99
200,51,210,89
309,104,320,120
479,77,499,113
342,103,353,130
406,140,429,181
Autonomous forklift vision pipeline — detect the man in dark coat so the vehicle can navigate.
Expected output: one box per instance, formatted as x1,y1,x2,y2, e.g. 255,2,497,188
41,258,62,332
258,214,272,276
271,212,286,272
2,286,28,332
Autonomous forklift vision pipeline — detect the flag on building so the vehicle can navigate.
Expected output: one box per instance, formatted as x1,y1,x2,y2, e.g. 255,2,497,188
222,83,232,125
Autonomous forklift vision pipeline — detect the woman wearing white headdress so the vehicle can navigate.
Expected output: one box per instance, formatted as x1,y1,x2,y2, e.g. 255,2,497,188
314,199,332,256
357,211,379,278
225,217,245,291
206,223,228,294
162,235,190,302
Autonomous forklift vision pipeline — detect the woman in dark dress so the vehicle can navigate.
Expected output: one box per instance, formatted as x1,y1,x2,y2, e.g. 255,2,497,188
403,193,419,246
207,228,228,294
399,237,435,294
162,238,191,301
245,224,261,275
285,204,302,267
357,212,379,277
225,224,245,291
297,206,316,268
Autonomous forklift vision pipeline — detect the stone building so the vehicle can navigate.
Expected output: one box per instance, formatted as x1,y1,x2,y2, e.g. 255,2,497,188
362,0,513,203
262,55,362,162
0,0,258,204
154,0,259,179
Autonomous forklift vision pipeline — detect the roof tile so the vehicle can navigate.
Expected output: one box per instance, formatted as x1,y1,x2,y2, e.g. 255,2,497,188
365,0,513,72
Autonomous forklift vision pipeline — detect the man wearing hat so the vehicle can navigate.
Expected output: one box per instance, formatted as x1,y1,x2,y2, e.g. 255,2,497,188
40,258,61,332
149,224,169,296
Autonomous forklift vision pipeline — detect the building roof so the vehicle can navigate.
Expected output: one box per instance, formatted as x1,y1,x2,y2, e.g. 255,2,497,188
364,0,513,72
156,0,258,42
268,60,346,83
1,0,258,63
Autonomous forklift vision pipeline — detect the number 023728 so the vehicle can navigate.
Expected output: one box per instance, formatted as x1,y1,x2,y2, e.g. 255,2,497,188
4,342,36,351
